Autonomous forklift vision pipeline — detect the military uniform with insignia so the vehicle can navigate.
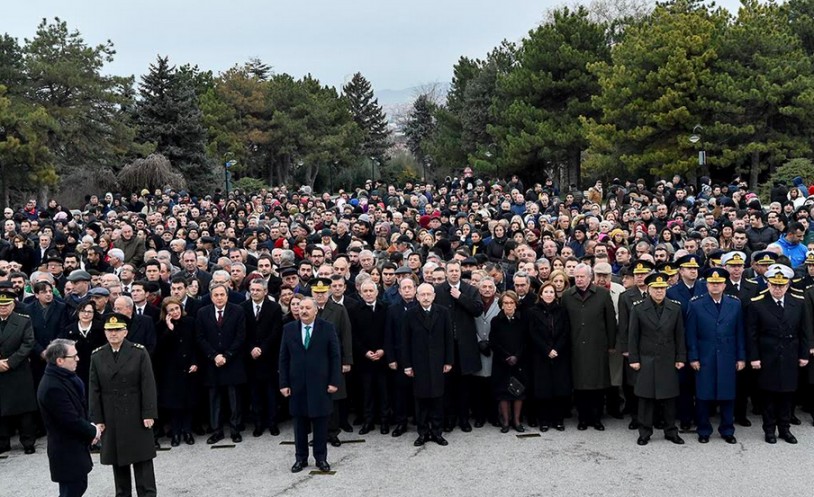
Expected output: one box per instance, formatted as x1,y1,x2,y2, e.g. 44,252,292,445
89,313,159,496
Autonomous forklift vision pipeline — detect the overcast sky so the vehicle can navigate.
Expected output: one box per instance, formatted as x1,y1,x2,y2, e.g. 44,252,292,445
5,0,744,92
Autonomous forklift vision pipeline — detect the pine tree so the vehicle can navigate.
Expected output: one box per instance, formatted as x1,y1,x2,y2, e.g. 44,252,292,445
342,72,390,164
134,55,211,193
403,94,437,177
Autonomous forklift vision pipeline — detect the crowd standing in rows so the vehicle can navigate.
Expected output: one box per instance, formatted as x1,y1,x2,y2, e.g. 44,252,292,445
2,168,814,495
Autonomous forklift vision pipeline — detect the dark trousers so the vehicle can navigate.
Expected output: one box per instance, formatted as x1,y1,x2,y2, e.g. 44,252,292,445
250,379,279,428
762,391,794,435
293,415,328,463
677,368,696,425
389,369,413,426
696,399,735,437
416,396,443,437
327,400,343,439
735,368,762,418
208,385,241,434
443,366,472,425
638,397,677,439
58,478,88,497
168,408,192,436
574,389,604,424
538,396,569,426
605,386,624,415
361,368,389,424
471,376,495,423
112,459,156,497
0,411,36,449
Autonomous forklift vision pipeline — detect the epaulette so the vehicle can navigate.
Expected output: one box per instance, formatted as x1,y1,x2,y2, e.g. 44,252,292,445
690,295,703,301
132,343,145,349
15,313,29,319
790,287,803,294
752,294,765,302
791,293,804,299
745,278,757,284
633,300,645,306
793,278,802,283
725,294,740,300
670,299,681,305
92,345,106,354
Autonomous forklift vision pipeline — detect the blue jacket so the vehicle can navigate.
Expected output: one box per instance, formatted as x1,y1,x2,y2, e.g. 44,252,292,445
776,235,807,268
685,294,745,400
666,279,709,318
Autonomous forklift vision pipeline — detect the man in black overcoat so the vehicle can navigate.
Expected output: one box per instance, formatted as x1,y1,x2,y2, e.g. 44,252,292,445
385,277,419,437
403,283,454,447
279,297,341,473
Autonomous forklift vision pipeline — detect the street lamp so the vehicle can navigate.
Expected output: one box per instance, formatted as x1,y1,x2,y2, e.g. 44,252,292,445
689,125,705,167
224,160,237,196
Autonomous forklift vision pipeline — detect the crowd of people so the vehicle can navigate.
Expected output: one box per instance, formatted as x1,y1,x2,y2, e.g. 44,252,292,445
2,167,814,494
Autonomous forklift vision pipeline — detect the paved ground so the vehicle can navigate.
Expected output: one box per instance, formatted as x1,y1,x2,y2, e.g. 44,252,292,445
4,414,813,497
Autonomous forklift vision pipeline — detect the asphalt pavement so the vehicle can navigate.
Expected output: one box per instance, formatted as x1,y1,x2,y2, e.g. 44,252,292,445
4,414,813,497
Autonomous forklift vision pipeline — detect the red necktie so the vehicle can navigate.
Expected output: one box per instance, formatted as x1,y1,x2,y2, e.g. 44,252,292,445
217,310,224,326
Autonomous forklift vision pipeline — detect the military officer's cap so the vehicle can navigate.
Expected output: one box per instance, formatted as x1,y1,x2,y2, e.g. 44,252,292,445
676,253,701,268
703,268,729,284
752,251,778,266
765,264,794,285
632,260,655,274
645,272,670,288
707,250,724,267
103,313,130,331
0,289,15,306
656,262,678,276
309,278,332,293
805,250,814,265
721,251,747,266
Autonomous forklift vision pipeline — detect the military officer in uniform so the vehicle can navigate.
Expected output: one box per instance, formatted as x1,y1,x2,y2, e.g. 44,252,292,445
89,313,158,497
792,250,814,291
686,268,745,444
747,251,778,293
747,264,809,444
628,272,686,446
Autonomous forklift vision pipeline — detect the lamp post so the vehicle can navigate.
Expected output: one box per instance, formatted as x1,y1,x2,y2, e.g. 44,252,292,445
689,125,705,167
224,160,236,196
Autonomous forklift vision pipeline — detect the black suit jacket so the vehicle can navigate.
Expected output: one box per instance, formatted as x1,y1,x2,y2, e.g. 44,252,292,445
127,314,157,354
27,300,69,358
241,298,283,382
433,281,483,375
349,300,389,370
196,303,247,386
135,303,160,325
183,297,202,317
402,305,454,399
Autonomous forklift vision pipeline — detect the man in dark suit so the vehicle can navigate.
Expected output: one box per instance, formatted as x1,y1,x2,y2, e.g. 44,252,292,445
240,279,283,437
279,297,341,473
747,264,809,444
432,260,483,432
385,277,419,437
403,283,454,447
349,279,390,435
181,250,212,296
37,339,101,497
131,281,160,325
169,276,201,317
27,281,69,387
0,287,39,454
112,296,157,355
629,272,687,446
196,282,247,444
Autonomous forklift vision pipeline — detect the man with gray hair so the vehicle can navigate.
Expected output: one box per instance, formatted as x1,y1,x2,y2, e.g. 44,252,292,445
107,248,126,276
37,338,101,497
561,263,617,431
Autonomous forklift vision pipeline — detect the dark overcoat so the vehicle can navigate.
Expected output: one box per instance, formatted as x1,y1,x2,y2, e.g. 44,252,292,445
37,364,97,483
561,286,617,390
155,316,199,409
489,311,527,399
0,312,38,416
628,298,686,400
88,340,158,466
685,294,745,400
195,303,247,386
278,318,341,418
240,298,283,383
316,301,353,400
402,305,454,399
434,281,483,375
746,293,809,392
527,301,572,399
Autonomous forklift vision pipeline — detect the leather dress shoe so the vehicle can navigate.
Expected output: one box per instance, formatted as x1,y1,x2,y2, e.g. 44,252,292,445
252,427,265,437
154,440,161,450
358,423,374,435
231,433,242,443
414,435,427,446
780,432,798,444
679,422,691,432
329,436,342,447
723,435,737,444
665,434,685,445
500,425,510,434
593,422,605,431
291,460,308,473
269,424,280,436
735,418,752,427
514,424,526,433
474,419,485,428
637,437,649,446
183,433,195,445
443,421,455,433
434,434,449,446
171,434,181,447
316,460,331,472
540,425,550,432
577,423,588,431
340,422,353,433
380,424,390,435
554,424,565,431
206,432,224,445
698,436,709,444
790,415,801,425
23,446,35,455
459,421,472,433
628,420,639,430
391,424,407,437
765,434,777,444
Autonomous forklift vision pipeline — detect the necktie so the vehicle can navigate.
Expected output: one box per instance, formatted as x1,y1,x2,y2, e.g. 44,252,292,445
217,310,224,326
776,300,783,309
255,305,261,318
137,307,143,315
304,325,311,349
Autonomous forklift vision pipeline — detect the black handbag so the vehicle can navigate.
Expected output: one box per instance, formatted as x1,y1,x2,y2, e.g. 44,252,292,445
508,375,526,397
478,339,492,357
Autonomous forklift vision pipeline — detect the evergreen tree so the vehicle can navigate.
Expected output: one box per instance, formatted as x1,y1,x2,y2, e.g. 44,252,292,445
342,72,390,164
403,94,437,178
135,55,211,193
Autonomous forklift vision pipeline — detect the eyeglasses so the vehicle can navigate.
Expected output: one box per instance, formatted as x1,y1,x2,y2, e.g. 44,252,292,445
62,354,79,360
